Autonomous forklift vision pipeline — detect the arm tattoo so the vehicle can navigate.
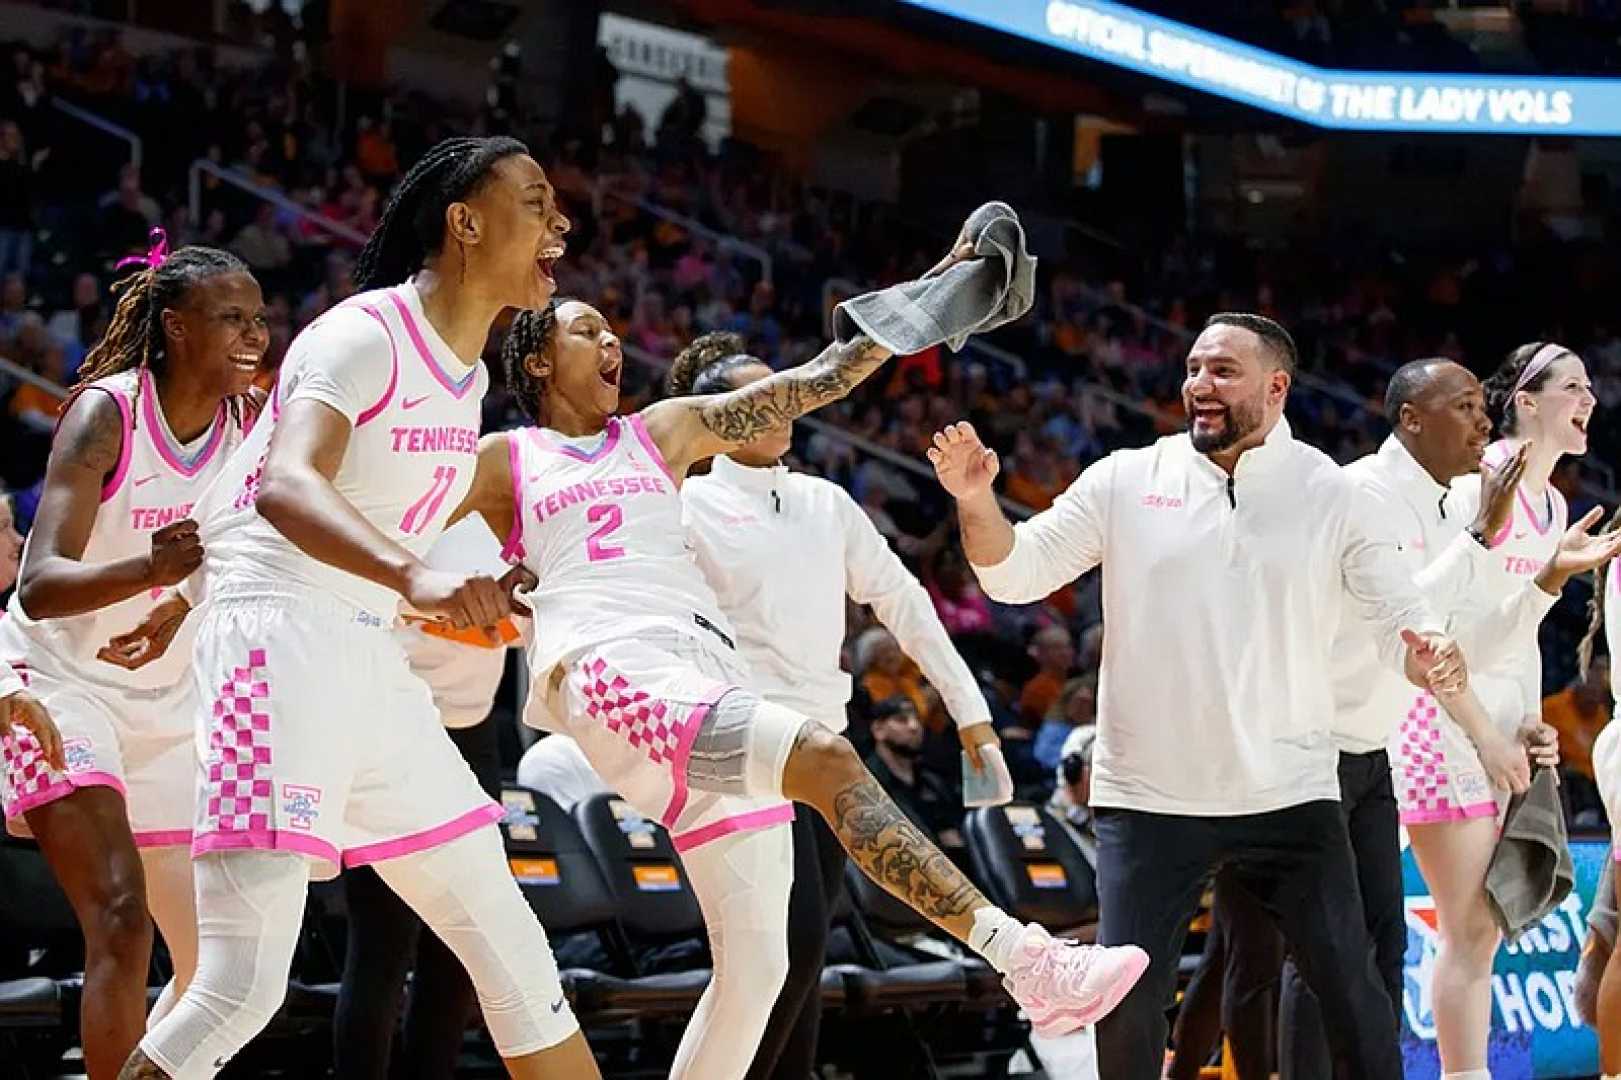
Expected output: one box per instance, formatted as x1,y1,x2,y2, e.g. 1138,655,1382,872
831,773,984,921
117,1049,171,1079
59,391,124,479
697,335,888,446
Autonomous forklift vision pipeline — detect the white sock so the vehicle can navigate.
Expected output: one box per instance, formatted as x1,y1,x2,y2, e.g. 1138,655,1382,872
968,906,1022,973
1441,1071,1491,1080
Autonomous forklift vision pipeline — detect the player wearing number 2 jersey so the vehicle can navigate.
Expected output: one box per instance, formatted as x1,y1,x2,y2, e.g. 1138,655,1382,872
449,292,1149,1080
109,137,600,1080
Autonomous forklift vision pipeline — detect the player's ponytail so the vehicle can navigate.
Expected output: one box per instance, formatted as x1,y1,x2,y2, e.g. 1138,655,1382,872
666,331,756,397
501,301,561,424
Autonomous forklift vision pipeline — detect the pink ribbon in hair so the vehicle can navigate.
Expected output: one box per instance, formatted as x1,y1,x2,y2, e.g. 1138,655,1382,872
115,227,169,271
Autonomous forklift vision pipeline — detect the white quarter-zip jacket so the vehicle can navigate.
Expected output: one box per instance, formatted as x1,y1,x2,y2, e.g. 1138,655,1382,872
682,455,991,732
1332,437,1559,753
974,417,1443,816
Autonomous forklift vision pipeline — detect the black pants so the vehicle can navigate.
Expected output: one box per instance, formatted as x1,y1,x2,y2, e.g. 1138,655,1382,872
334,720,503,1080
746,807,846,1080
1094,800,1402,1080
1278,751,1406,1080
1169,869,1283,1079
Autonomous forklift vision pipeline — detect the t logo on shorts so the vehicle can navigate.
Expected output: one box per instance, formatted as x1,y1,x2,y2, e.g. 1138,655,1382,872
63,738,95,774
281,784,322,830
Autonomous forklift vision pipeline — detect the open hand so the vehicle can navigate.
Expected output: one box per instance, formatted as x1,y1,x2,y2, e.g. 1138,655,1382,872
1471,442,1529,543
1401,629,1467,694
4,691,64,772
928,422,1000,500
99,592,193,671
1476,727,1532,794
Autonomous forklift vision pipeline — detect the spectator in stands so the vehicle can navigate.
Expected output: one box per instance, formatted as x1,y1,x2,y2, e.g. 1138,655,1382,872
854,625,939,727
1545,657,1611,822
354,115,399,181
1049,724,1098,862
1035,673,1098,775
0,270,28,340
229,201,293,273
863,696,964,849
45,272,105,379
0,486,20,595
925,544,997,637
0,119,39,279
98,163,161,259
1019,624,1075,724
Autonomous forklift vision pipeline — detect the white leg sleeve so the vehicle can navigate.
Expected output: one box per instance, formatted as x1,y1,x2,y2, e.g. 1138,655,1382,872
370,824,580,1058
139,851,307,1080
141,845,200,1029
668,823,795,1080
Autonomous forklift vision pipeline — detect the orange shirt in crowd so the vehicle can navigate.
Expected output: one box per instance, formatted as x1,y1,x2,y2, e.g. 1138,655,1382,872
1543,688,1609,780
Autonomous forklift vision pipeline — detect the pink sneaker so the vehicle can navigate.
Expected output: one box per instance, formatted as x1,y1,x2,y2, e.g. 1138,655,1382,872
1002,923,1149,1037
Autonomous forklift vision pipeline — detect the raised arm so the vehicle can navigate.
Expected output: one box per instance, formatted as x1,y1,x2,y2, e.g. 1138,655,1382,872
18,389,202,619
638,333,892,477
930,421,1106,604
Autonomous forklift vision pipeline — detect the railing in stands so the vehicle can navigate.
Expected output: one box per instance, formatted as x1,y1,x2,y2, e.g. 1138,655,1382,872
188,159,369,247
594,183,773,288
0,355,68,400
50,96,141,168
619,341,1034,520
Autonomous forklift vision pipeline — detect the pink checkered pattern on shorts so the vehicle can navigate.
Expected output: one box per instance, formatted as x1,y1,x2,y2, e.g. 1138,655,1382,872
201,647,274,835
575,655,684,765
1397,692,1453,815
2,727,59,810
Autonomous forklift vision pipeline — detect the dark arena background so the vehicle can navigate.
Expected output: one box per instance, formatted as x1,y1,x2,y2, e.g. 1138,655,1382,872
1,1,1620,1078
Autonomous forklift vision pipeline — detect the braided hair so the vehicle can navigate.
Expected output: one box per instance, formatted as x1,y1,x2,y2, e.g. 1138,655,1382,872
1482,341,1569,436
501,300,562,425
665,331,757,397
1579,504,1621,679
354,136,529,291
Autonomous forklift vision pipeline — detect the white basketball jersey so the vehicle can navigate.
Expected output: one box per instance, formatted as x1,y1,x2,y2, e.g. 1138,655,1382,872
197,282,487,618
509,414,738,678
2,368,257,690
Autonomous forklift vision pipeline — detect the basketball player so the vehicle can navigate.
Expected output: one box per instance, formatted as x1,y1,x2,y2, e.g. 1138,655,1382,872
1395,342,1594,1080
450,293,1149,1080
0,239,265,1077
667,332,1002,1078
107,137,599,1080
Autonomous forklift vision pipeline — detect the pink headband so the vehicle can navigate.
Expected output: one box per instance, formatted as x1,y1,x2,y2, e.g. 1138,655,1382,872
114,227,169,272
1512,342,1571,398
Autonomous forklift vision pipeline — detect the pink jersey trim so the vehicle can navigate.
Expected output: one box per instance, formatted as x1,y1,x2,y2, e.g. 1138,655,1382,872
140,376,227,478
353,304,400,427
193,827,340,868
627,413,680,487
1516,486,1555,536
1400,801,1498,825
527,421,622,464
501,433,525,561
93,386,135,503
659,689,727,829
386,290,478,400
343,802,504,868
672,803,795,853
132,828,193,849
4,770,128,819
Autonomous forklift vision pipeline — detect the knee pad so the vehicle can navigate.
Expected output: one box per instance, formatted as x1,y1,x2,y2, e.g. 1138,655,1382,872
688,691,810,799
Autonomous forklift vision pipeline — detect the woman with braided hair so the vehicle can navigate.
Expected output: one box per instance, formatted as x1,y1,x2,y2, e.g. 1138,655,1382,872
447,288,1147,1080
667,331,1004,1079
103,137,596,1080
0,233,267,1077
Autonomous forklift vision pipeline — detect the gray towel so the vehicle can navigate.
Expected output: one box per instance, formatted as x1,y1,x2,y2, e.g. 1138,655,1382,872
1485,767,1574,941
832,201,1036,354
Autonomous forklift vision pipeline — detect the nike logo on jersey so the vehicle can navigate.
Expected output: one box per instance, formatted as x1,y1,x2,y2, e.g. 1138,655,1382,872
133,474,159,487
402,395,431,410
551,997,567,1014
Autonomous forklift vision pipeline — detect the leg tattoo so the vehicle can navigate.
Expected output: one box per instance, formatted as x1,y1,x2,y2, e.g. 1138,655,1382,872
831,774,985,924
116,1049,170,1079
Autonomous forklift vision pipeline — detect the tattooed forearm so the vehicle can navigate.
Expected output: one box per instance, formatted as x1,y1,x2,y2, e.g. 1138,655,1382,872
697,335,890,446
117,1049,171,1079
831,774,984,923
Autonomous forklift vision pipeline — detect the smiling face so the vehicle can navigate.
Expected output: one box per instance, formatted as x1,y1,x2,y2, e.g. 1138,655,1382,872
1181,324,1290,458
1517,355,1596,457
0,494,20,593
458,154,570,313
526,300,623,429
1399,362,1491,482
162,270,269,399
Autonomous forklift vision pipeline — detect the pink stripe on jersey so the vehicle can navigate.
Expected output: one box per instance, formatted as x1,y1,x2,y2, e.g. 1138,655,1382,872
672,803,795,853
1516,487,1555,536
387,290,478,400
354,304,400,427
91,385,134,503
527,421,622,464
139,377,227,477
500,433,525,561
343,802,504,868
627,413,680,487
661,694,719,829
132,829,193,849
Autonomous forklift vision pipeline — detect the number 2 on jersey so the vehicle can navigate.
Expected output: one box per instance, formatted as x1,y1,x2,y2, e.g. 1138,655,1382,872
401,465,458,535
585,502,626,561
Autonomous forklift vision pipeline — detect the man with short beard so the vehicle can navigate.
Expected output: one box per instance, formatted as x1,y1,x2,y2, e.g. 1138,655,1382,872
928,313,1461,1080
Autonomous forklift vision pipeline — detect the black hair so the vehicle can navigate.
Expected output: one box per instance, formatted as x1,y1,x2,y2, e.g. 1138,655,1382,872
1204,312,1298,375
665,331,759,397
1383,357,1451,428
500,300,562,425
1482,341,1570,436
353,135,529,291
